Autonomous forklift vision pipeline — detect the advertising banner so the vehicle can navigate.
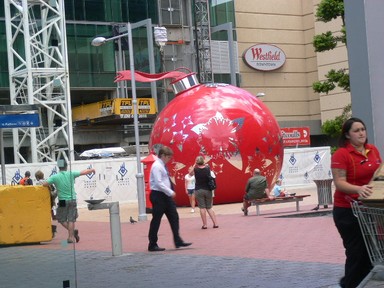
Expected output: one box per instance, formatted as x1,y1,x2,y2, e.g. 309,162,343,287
1,158,140,208
280,146,332,187
72,98,156,122
0,146,331,205
281,127,310,147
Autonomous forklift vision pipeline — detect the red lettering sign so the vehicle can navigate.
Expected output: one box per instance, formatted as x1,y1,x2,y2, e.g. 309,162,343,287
243,44,286,71
281,127,310,147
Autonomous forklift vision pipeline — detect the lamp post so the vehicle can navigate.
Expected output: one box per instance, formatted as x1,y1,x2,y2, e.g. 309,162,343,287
92,21,167,221
91,23,148,221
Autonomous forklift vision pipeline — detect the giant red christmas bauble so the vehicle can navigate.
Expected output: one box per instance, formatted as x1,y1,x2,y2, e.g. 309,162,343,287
149,81,283,206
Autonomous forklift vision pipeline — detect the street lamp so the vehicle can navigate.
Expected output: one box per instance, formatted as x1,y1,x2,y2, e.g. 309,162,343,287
91,23,147,221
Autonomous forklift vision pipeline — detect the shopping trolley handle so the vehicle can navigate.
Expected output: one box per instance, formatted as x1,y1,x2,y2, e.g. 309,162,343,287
345,195,362,205
349,197,364,218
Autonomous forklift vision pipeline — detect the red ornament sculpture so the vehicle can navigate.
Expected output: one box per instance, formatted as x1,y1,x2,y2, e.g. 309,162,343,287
116,71,284,206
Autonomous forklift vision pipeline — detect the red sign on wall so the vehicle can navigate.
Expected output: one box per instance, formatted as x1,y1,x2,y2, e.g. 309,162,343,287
281,127,310,147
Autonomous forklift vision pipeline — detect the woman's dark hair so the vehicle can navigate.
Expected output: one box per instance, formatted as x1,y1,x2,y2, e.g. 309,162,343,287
339,117,368,147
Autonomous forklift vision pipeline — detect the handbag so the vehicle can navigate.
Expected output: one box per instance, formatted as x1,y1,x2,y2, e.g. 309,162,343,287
208,175,217,191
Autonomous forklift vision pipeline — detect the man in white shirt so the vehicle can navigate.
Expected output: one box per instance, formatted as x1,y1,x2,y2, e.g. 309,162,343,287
148,146,192,252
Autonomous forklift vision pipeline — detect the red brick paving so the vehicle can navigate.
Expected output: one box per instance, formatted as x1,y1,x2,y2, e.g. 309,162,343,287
45,203,345,265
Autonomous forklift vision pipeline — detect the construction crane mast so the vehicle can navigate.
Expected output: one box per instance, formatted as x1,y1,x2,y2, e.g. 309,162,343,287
194,0,213,83
4,0,74,163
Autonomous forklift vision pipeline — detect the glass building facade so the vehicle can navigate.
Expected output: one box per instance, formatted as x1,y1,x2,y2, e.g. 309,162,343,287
0,0,235,99
0,0,236,159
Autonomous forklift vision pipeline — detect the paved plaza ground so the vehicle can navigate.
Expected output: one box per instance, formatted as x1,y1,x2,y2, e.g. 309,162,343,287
1,184,383,287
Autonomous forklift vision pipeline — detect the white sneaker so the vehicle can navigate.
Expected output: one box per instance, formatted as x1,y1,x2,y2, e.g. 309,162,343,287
191,209,195,213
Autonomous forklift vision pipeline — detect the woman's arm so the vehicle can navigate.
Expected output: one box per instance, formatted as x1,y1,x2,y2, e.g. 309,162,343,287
332,168,373,198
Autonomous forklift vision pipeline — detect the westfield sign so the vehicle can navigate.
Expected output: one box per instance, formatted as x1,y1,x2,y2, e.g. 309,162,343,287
243,44,286,71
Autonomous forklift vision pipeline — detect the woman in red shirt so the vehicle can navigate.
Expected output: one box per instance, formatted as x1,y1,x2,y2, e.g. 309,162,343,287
331,117,382,288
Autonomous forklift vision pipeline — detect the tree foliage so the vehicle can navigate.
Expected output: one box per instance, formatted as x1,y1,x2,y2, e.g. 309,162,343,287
313,31,337,52
313,68,350,94
313,0,351,143
321,104,351,138
315,0,345,24
313,0,348,94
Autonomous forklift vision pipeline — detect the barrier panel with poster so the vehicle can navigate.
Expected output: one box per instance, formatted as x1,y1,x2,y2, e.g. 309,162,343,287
280,146,332,187
0,158,140,208
0,147,332,207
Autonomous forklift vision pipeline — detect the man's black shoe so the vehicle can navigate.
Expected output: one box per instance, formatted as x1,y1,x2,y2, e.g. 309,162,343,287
175,242,192,249
148,245,166,252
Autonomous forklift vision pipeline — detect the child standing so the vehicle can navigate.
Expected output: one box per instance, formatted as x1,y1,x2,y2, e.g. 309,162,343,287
185,167,196,213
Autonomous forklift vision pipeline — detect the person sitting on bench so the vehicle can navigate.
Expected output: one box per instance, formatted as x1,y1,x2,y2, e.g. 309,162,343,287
242,169,270,216
272,179,286,198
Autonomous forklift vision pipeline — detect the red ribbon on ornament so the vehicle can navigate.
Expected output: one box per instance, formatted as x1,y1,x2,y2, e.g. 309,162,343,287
115,70,187,83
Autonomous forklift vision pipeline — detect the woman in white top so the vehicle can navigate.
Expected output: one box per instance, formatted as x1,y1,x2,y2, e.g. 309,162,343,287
185,167,196,213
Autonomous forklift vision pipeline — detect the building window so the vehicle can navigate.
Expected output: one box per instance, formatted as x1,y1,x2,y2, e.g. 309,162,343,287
67,24,116,87
122,0,158,23
160,0,184,26
65,0,106,22
64,0,158,24
210,0,235,27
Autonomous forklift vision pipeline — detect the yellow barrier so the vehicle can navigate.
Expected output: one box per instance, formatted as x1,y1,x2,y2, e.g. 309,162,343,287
0,185,52,245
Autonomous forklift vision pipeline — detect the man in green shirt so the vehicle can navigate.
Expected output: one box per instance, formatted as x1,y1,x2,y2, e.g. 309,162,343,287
242,168,270,216
44,160,95,244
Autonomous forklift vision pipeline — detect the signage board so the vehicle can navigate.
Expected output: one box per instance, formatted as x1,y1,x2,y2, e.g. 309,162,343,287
0,113,40,128
281,127,310,147
243,44,286,71
72,98,157,122
117,98,155,115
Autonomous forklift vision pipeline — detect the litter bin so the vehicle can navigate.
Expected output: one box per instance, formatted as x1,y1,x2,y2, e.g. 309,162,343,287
313,179,333,208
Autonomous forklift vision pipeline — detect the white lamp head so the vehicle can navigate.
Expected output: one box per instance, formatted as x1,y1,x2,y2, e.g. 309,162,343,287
91,37,107,47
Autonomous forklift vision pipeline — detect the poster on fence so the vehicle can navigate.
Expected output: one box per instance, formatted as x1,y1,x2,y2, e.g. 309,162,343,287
0,146,332,205
280,146,332,187
1,158,139,207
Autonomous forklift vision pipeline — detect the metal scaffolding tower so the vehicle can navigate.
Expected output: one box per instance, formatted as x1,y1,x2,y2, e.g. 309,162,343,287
4,0,74,163
194,0,213,83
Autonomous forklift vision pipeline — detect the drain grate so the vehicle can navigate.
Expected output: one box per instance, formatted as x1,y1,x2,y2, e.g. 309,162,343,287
269,210,333,218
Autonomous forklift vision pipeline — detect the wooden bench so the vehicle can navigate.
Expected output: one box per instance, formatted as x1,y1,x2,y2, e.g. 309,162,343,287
248,195,311,216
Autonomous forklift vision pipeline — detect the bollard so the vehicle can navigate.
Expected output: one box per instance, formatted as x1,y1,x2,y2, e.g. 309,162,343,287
88,202,123,256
